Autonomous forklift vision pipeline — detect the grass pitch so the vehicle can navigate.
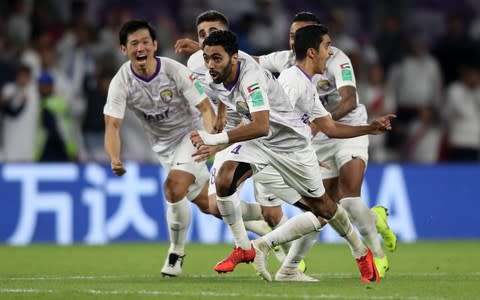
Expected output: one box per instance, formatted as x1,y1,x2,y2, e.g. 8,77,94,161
0,241,478,299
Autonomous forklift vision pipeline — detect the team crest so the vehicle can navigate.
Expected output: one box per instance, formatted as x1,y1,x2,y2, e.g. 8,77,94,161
236,100,250,116
317,80,330,90
160,89,173,103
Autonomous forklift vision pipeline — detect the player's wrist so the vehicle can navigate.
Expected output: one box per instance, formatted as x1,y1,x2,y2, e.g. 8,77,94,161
198,131,229,145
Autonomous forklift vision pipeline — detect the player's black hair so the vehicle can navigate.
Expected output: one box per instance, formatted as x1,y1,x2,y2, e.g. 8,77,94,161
202,30,238,56
294,24,329,60
292,11,321,24
196,10,229,28
119,20,157,46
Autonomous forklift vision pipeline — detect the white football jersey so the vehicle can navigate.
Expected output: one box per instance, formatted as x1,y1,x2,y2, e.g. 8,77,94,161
205,55,311,152
104,56,206,154
259,47,367,142
188,50,243,130
277,65,330,124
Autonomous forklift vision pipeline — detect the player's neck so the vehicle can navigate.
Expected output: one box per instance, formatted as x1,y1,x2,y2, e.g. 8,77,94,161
132,57,158,78
296,61,314,79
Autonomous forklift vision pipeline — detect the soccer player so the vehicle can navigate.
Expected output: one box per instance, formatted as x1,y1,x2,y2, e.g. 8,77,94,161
191,30,394,282
257,12,397,277
103,19,219,277
178,10,296,272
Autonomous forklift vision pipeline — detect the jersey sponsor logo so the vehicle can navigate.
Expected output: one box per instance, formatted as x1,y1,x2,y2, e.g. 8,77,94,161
340,63,351,69
143,107,170,121
160,90,173,103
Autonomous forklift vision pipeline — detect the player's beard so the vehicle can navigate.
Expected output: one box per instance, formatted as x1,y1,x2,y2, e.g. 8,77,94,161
212,57,233,84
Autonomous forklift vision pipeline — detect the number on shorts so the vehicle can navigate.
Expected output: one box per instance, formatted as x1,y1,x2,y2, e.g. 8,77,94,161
210,167,216,185
230,144,242,155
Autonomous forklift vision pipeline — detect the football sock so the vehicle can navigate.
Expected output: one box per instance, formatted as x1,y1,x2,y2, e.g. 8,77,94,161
217,193,251,249
259,212,320,248
326,204,367,258
240,201,263,221
166,197,191,255
282,231,319,269
340,197,385,258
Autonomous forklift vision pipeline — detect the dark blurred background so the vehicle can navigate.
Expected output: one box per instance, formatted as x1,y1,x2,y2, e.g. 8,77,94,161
1,0,479,164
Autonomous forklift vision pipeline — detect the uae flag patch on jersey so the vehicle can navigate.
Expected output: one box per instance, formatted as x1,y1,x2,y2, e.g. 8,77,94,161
247,83,264,107
340,63,353,81
189,74,205,94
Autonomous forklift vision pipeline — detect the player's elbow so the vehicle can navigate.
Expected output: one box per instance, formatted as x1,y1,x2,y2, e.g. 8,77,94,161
256,123,269,137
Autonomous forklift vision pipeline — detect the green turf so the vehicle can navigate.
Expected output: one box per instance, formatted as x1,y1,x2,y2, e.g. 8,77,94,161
0,241,479,299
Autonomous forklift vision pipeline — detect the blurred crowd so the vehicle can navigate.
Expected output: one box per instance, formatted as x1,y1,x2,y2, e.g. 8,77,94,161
0,0,479,163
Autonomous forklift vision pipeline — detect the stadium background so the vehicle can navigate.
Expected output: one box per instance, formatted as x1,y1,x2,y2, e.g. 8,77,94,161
0,0,479,245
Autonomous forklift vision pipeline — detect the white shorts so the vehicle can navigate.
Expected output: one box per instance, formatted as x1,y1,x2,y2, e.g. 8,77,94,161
253,165,301,206
156,134,210,200
223,140,325,199
313,135,369,179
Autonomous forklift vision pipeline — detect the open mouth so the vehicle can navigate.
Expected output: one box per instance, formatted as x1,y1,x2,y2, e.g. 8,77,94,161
136,54,148,64
209,70,219,80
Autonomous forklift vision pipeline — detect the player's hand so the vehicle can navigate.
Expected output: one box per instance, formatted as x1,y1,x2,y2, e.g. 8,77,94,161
190,130,205,149
174,38,200,55
370,114,396,134
192,144,226,162
111,160,126,176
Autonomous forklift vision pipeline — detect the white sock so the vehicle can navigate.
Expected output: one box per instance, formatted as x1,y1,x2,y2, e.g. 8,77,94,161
244,220,271,236
217,193,250,249
327,205,367,258
166,198,191,255
259,212,320,248
340,197,385,258
282,231,319,269
240,201,263,221
272,215,292,254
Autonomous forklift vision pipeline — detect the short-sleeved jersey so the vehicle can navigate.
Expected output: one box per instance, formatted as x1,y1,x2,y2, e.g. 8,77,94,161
104,56,206,154
258,50,295,74
188,50,244,130
205,54,311,152
259,47,367,142
277,65,330,124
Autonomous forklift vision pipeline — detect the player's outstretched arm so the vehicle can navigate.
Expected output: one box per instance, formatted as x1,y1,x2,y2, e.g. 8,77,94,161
311,114,396,138
104,115,126,176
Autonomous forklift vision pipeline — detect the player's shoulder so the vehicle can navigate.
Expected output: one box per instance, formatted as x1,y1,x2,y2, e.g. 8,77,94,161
329,47,350,63
187,50,205,71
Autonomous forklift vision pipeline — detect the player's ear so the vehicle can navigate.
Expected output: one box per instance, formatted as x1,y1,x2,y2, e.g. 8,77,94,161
120,45,127,55
231,52,239,65
153,40,158,52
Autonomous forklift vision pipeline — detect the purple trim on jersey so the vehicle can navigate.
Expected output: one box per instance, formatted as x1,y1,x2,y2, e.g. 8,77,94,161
295,65,312,81
223,61,241,91
130,57,161,82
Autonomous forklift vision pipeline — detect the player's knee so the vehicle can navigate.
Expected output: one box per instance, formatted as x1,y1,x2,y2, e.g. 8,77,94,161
262,209,283,228
164,179,188,202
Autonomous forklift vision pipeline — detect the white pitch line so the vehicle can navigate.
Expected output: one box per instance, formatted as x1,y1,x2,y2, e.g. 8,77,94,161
2,272,477,281
0,288,445,300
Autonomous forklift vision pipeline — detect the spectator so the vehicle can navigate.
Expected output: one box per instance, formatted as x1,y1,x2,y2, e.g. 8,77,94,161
443,64,480,161
35,71,78,162
386,33,443,162
1,65,39,161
